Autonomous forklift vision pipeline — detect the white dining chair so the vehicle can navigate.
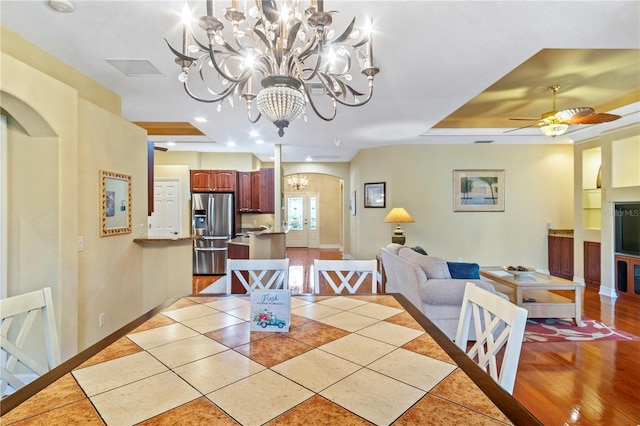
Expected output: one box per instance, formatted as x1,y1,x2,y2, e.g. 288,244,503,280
454,282,528,394
226,259,290,294
1,287,61,396
313,259,377,294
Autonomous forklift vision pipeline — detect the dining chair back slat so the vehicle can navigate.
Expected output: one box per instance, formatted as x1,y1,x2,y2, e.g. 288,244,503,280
313,259,377,294
454,282,528,394
1,287,61,396
226,259,290,294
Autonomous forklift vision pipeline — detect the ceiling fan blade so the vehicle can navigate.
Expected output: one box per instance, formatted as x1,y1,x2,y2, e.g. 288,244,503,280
555,107,594,122
504,123,537,133
570,112,622,124
154,146,168,152
508,118,539,121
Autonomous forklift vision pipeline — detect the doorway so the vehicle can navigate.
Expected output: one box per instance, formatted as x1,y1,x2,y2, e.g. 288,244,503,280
149,178,182,237
285,192,319,248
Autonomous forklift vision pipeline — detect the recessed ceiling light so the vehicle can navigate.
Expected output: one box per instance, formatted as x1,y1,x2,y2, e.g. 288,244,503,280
249,130,260,137
305,156,312,162
226,141,236,147
194,117,207,123
166,141,176,146
256,139,264,144
49,0,75,13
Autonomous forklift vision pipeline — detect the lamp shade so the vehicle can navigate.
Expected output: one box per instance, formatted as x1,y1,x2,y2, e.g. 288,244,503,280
383,208,415,224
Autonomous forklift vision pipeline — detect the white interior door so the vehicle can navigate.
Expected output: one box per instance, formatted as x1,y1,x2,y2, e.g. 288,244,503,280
285,192,319,248
149,178,182,237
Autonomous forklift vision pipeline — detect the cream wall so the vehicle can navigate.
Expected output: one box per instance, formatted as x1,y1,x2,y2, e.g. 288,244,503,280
77,100,149,349
2,51,80,360
1,31,177,361
350,144,575,269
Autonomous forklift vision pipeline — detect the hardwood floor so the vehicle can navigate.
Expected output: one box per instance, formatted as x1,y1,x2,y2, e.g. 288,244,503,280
193,249,640,425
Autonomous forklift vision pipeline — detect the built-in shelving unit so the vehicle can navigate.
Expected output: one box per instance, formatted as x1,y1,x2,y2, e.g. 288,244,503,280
581,147,602,230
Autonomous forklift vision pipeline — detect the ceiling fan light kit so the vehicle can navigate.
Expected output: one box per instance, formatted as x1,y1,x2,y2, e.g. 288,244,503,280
166,0,380,137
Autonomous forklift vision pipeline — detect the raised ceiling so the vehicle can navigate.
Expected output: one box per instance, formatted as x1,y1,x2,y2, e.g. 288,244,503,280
1,1,639,162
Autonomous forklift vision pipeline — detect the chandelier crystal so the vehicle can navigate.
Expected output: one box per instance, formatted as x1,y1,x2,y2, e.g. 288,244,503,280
166,0,380,137
287,174,309,191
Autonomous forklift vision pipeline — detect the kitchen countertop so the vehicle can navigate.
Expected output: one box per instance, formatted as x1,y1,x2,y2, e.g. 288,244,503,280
548,229,573,237
133,236,194,244
246,225,290,235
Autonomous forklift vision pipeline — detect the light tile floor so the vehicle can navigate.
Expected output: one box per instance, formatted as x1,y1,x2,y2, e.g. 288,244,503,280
2,294,513,425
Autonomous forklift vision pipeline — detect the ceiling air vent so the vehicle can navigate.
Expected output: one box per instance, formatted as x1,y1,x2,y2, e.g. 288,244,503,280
106,59,164,77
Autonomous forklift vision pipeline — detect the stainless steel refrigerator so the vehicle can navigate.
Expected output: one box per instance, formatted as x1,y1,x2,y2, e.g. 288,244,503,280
192,193,234,275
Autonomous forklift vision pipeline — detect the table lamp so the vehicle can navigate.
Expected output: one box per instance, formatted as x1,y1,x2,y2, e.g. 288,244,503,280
383,207,415,245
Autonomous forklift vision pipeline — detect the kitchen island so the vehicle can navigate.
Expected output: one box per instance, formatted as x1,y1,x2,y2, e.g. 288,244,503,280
227,226,289,260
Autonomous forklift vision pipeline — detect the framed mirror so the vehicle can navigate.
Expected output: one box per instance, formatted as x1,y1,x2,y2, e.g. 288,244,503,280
100,170,131,236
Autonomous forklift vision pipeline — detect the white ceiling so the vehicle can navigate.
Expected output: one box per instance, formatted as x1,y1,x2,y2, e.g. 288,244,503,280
2,1,639,162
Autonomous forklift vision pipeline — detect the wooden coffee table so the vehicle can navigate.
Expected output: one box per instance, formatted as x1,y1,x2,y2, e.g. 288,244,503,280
480,267,584,326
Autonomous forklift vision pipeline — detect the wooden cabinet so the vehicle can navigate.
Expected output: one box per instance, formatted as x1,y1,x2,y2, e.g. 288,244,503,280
258,168,274,213
615,254,640,298
548,235,574,280
236,171,253,212
235,168,274,213
251,171,261,211
190,170,236,192
228,242,250,294
584,241,601,288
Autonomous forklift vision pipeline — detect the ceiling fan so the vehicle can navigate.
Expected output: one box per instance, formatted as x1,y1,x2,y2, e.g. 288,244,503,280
506,85,622,137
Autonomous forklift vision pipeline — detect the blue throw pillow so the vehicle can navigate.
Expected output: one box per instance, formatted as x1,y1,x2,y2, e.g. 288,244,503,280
411,246,428,255
447,262,480,279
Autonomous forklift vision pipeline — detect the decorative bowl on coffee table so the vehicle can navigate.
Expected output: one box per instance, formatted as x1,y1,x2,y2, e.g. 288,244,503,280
502,266,535,276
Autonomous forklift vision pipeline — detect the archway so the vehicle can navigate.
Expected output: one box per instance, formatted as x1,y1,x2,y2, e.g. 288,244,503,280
283,173,343,249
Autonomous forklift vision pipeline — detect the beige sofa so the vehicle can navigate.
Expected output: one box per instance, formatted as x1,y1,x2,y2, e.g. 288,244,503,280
380,244,506,340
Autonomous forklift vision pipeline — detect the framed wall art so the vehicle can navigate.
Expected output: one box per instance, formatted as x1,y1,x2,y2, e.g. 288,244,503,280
453,169,504,212
100,170,132,236
364,182,385,208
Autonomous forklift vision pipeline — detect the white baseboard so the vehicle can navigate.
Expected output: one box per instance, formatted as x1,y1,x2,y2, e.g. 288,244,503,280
598,286,618,298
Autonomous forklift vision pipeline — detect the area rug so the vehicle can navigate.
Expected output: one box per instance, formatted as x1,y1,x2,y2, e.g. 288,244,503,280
524,317,640,343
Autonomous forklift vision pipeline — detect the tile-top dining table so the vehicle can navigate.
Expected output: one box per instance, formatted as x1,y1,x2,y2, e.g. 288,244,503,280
1,293,541,425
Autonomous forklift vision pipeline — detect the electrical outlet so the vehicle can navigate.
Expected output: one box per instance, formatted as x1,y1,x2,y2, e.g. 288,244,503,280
139,223,144,235
77,236,84,251
99,313,105,327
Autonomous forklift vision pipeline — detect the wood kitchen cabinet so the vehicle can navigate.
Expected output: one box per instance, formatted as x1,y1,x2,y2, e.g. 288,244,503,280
236,171,253,212
190,170,236,192
235,168,274,213
251,171,261,211
584,241,601,288
548,235,574,280
257,168,274,213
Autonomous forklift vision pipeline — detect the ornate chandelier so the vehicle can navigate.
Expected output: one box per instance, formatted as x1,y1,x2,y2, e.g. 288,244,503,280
287,174,309,190
166,0,380,137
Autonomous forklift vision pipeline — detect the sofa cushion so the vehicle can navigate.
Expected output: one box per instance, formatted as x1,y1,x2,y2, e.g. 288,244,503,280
420,278,497,305
447,262,480,279
384,243,404,255
398,248,451,279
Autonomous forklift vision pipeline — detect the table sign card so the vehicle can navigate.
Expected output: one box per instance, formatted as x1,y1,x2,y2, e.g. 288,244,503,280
250,290,291,332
